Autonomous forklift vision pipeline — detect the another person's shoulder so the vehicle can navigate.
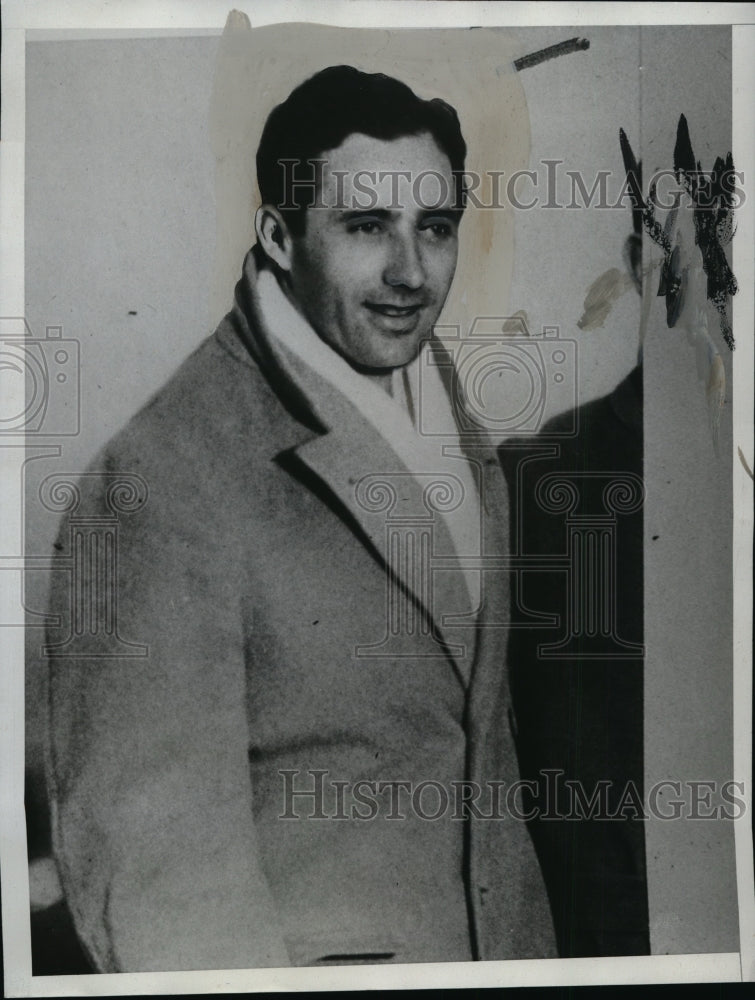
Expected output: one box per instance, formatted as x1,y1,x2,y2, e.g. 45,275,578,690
499,366,642,474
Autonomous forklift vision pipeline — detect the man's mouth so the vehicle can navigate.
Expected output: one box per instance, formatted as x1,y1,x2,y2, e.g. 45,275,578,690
364,302,423,318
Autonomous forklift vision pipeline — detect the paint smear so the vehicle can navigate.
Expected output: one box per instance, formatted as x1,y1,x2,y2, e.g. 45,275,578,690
695,315,726,453
501,310,530,334
578,267,634,331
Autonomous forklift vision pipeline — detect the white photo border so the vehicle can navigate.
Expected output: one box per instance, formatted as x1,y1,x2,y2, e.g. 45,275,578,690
2,1,753,994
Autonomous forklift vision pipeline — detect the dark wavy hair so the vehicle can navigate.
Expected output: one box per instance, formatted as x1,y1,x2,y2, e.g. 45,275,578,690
256,64,467,235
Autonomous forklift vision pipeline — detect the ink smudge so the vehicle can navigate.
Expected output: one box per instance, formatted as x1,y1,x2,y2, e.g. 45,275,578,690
620,116,738,350
515,37,590,72
673,115,738,349
583,119,736,453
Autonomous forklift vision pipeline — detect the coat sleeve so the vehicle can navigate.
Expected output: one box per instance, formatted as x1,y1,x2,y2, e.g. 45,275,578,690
45,445,291,972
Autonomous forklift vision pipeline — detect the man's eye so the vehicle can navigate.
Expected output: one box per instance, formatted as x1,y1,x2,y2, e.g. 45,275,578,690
348,220,382,234
422,220,454,238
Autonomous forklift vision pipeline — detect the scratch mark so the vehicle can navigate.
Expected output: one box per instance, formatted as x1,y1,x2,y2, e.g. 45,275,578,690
738,447,754,481
515,37,590,71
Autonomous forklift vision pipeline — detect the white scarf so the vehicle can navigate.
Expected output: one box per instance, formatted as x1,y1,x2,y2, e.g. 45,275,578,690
256,267,482,619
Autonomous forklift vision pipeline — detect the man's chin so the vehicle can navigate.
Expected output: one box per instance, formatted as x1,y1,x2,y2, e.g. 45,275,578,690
358,337,430,374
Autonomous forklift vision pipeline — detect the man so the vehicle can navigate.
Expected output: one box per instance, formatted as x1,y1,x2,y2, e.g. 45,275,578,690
45,65,555,971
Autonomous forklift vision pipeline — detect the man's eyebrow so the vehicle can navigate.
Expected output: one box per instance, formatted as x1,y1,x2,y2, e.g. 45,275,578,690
339,208,462,224
419,208,462,223
340,209,393,223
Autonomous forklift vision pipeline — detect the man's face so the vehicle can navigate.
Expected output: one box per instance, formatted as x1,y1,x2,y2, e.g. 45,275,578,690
285,131,460,373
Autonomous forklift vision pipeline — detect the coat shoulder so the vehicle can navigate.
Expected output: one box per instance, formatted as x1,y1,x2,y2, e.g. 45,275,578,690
77,322,292,544
97,323,290,485
108,329,264,459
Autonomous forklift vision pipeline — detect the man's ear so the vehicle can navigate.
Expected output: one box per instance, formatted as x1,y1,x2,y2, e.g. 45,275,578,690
255,206,295,272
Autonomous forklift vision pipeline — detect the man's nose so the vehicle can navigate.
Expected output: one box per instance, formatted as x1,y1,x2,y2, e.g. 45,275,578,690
383,232,426,290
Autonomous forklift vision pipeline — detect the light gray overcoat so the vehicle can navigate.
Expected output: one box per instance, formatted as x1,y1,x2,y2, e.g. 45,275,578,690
46,257,557,971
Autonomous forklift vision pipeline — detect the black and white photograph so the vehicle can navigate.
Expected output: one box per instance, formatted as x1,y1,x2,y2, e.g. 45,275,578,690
1,1,753,993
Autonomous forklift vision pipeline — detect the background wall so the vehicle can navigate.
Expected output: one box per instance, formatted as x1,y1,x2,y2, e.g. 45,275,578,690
640,25,736,955
23,24,736,956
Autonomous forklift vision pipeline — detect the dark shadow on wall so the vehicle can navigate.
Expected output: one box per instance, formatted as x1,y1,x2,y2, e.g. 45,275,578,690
499,365,649,957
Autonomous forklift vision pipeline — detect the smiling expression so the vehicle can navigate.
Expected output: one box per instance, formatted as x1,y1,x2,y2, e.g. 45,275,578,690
281,132,461,377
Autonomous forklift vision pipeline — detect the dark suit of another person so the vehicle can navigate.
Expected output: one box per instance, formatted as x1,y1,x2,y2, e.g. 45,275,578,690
499,366,649,957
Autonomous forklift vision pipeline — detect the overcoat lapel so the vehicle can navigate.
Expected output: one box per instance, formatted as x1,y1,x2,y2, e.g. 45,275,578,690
429,343,514,752
287,356,476,683
465,452,513,767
